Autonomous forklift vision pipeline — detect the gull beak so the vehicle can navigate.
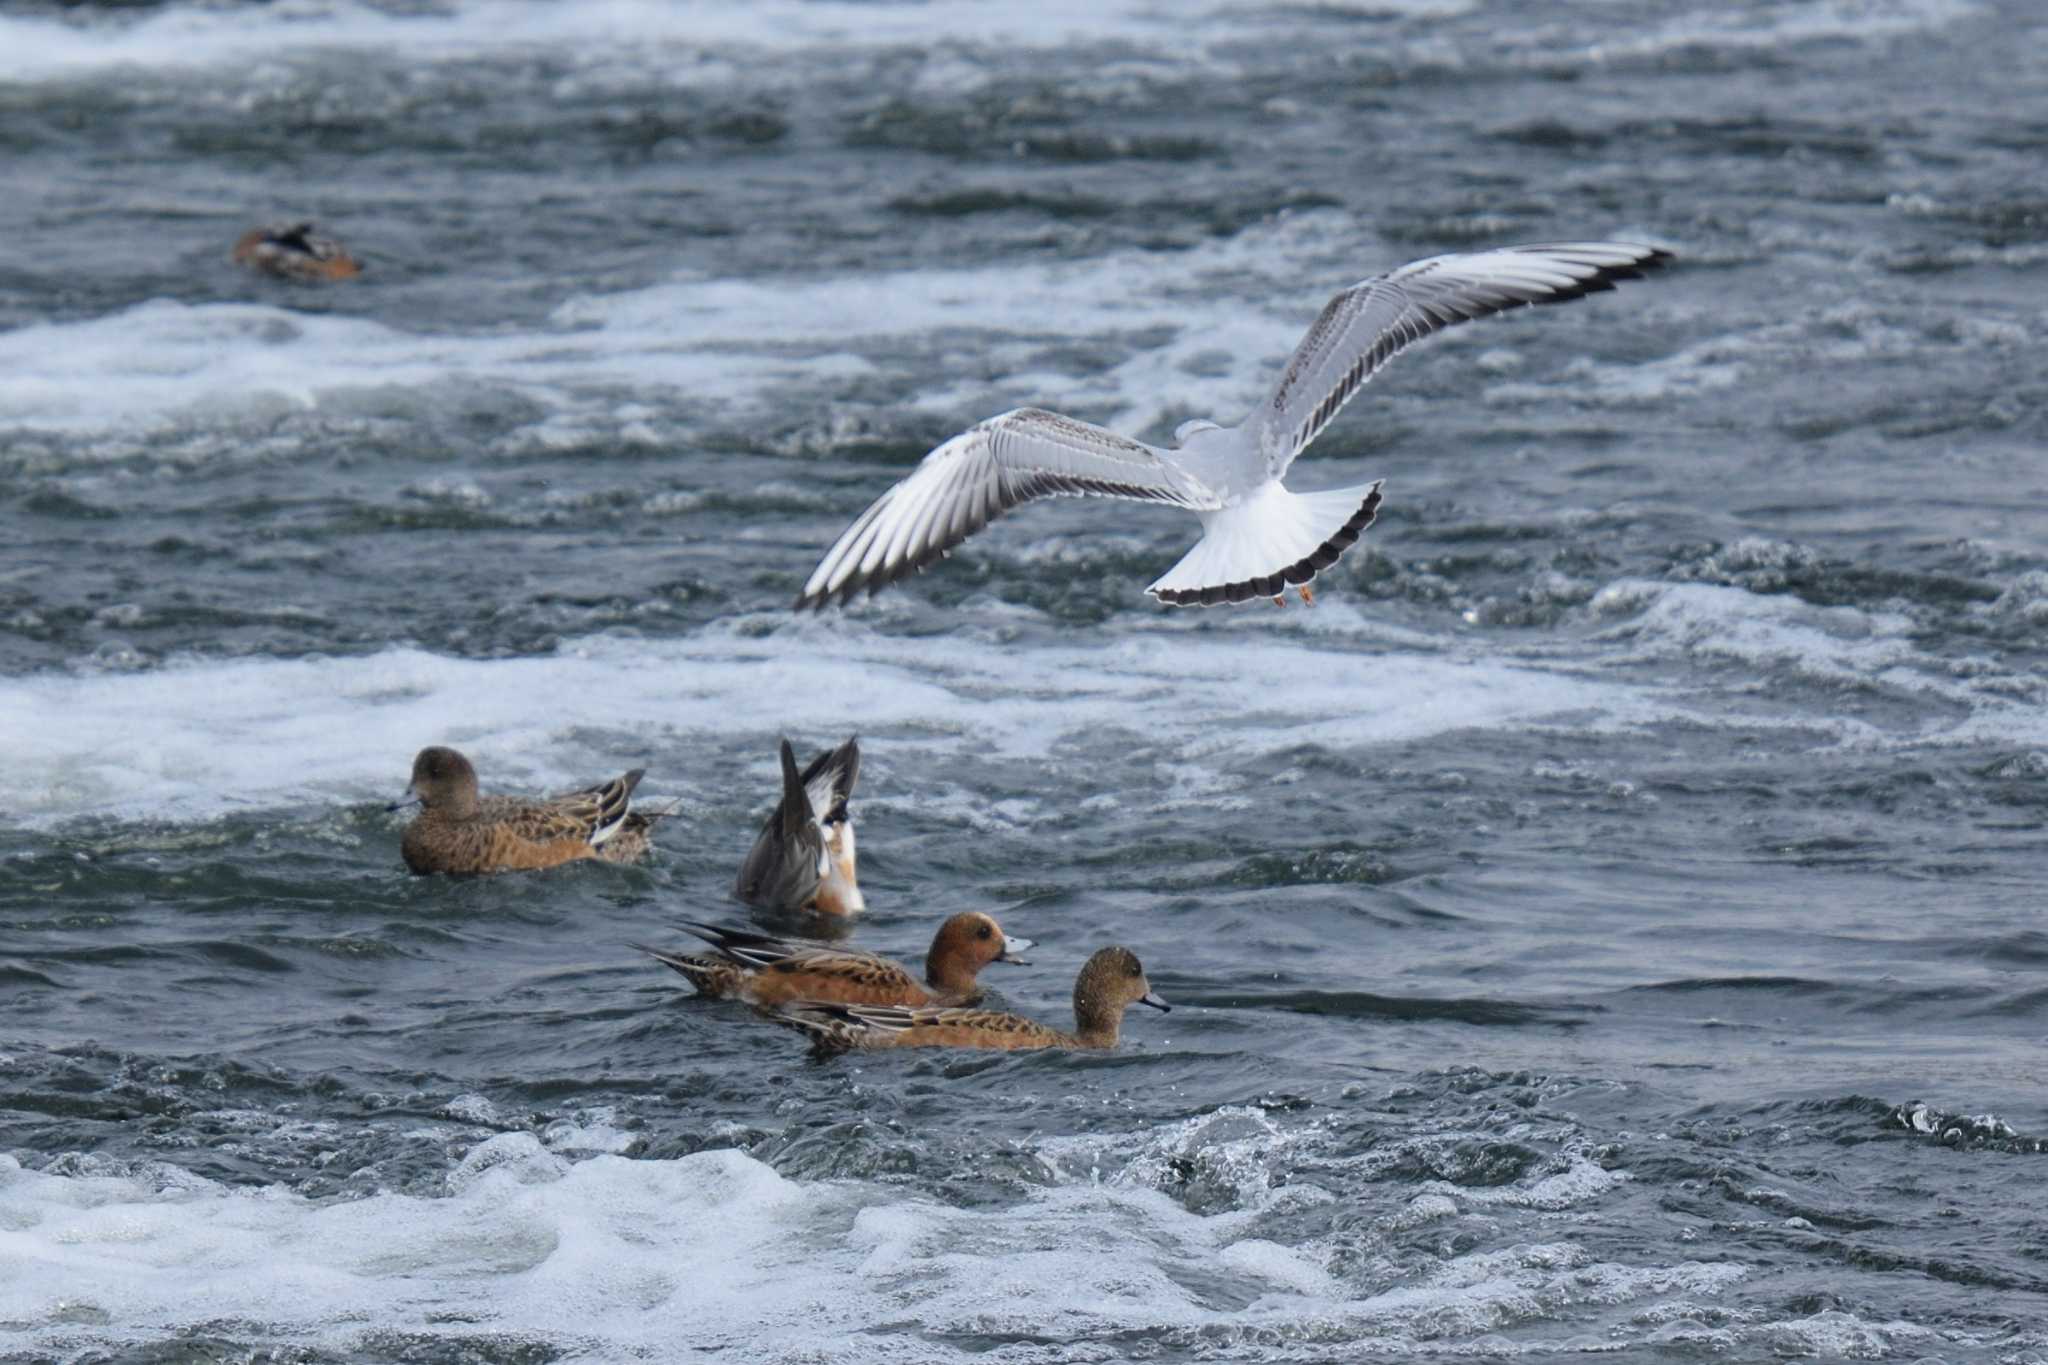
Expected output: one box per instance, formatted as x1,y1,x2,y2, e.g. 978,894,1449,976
1138,990,1171,1013
998,933,1034,966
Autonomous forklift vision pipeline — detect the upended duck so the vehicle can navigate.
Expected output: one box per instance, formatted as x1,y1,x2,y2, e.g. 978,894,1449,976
734,736,863,915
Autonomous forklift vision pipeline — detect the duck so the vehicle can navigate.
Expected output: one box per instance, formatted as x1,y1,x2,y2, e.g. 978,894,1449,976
390,746,657,875
734,736,863,915
773,944,1169,1053
231,222,363,281
634,911,1032,1008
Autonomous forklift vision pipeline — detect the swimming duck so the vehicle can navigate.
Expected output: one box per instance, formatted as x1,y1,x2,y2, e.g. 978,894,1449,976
231,222,363,281
391,746,656,875
734,736,863,915
773,944,1169,1053
634,911,1032,1008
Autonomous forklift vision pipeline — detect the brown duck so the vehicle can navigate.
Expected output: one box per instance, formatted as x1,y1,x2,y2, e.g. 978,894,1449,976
774,945,1169,1053
232,222,363,281
392,746,657,875
635,911,1032,1009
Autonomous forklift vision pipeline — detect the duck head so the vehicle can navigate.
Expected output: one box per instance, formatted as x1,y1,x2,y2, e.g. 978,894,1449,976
392,746,479,818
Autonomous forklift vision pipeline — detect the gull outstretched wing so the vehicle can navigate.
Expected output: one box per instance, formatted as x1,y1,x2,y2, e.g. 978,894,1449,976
796,407,1219,609
1253,242,1671,478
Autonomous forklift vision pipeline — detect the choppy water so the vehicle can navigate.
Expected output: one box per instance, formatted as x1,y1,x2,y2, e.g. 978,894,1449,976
3,0,2046,1360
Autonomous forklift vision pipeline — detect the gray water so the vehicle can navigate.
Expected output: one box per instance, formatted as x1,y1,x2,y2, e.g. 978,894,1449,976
2,1,2046,1360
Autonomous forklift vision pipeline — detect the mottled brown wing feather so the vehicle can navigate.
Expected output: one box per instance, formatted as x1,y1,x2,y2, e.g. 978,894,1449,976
837,1003,1070,1050
750,953,929,1007
893,1018,1069,1050
471,766,645,850
403,812,589,873
634,944,745,998
593,814,655,864
768,1003,878,1053
474,795,597,844
481,823,598,871
547,768,646,842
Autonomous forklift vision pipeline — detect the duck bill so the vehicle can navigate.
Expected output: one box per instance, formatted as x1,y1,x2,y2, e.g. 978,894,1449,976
386,786,421,814
1138,990,1171,1013
997,933,1035,966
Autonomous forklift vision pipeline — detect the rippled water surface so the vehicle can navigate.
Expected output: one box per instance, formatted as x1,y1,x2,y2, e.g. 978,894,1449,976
3,1,2046,1360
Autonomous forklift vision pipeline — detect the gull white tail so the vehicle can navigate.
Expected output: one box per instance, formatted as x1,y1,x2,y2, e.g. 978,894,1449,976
1147,479,1385,606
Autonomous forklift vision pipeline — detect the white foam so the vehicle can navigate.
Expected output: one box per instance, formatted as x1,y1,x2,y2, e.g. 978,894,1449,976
1484,342,1743,407
1422,1151,1628,1211
0,0,1246,84
551,208,1429,439
0,210,1653,449
1590,579,2047,741
8,559,2041,828
0,0,1465,90
1040,1105,1311,1215
0,297,779,439
1218,1238,1341,1296
1761,1308,1949,1359
0,611,1681,827
1580,0,1979,61
0,1109,1770,1360
14,0,1674,92
0,1146,867,1357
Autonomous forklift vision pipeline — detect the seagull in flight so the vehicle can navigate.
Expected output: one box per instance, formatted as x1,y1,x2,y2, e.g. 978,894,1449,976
795,241,1670,610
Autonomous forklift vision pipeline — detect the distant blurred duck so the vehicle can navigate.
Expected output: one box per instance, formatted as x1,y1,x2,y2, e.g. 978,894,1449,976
231,222,363,281
634,911,1032,1008
391,746,657,875
735,736,864,915
773,945,1169,1053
